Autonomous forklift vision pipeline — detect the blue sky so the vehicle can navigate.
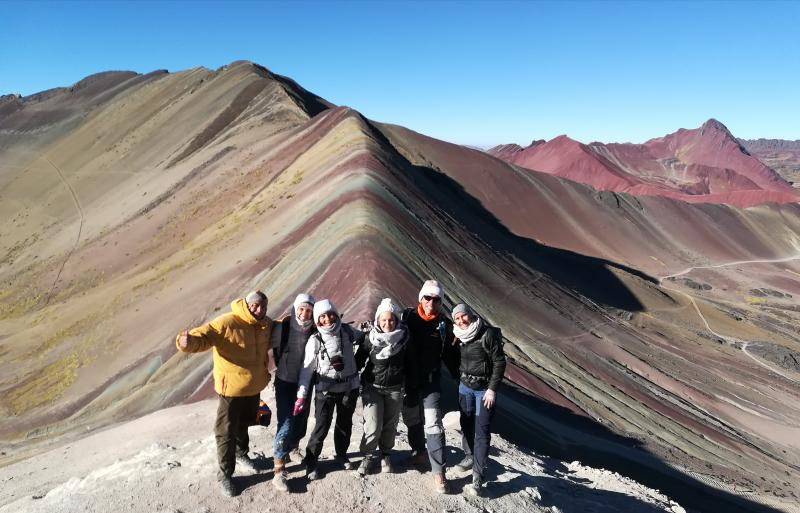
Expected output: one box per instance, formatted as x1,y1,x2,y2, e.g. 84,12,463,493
1,0,798,145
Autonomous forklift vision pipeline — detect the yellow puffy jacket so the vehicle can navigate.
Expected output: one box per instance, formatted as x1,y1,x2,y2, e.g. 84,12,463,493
176,298,273,397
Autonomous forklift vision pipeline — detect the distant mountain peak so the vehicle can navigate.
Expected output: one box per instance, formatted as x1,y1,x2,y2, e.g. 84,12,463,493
543,134,585,152
694,118,753,157
701,117,728,131
488,119,797,205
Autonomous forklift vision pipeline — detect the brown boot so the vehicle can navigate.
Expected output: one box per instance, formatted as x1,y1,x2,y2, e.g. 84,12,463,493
272,458,288,492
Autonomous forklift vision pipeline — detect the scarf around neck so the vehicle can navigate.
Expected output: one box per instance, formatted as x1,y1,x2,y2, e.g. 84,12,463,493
369,324,408,360
417,303,439,322
318,320,343,355
453,316,483,343
294,307,314,332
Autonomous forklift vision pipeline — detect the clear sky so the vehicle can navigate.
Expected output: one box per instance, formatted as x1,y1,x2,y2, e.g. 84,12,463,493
1,0,798,146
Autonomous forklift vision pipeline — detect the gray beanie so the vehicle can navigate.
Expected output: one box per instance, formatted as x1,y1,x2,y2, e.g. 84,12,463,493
246,290,268,305
452,303,475,319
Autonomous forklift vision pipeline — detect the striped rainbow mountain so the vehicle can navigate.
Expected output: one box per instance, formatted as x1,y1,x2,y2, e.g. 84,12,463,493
1,61,799,512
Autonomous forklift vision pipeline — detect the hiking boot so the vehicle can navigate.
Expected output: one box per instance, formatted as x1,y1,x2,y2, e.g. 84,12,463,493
305,460,320,481
433,472,447,494
381,455,394,474
272,458,289,492
334,454,356,471
235,454,263,473
463,483,480,496
455,455,474,471
272,471,289,492
219,476,237,497
404,449,428,467
463,473,483,497
356,456,375,477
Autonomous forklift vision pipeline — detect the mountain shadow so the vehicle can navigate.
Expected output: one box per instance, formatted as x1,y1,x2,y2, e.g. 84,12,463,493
437,373,787,513
366,117,652,312
361,119,786,512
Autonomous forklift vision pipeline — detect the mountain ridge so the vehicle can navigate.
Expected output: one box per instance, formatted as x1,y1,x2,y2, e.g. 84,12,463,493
1,62,799,512
487,119,798,207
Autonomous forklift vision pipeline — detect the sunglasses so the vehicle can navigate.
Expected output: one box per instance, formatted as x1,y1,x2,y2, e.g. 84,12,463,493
422,295,441,302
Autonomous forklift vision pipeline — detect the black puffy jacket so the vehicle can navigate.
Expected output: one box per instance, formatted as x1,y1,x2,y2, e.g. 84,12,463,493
357,327,415,388
457,323,506,391
402,308,459,388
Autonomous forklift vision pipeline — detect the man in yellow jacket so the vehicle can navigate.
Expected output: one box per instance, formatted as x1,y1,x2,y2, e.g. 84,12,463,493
177,290,273,497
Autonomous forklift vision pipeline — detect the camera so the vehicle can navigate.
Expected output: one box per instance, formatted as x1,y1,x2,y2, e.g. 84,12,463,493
329,354,345,372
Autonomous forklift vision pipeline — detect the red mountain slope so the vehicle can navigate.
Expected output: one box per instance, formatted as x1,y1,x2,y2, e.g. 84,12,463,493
488,119,799,207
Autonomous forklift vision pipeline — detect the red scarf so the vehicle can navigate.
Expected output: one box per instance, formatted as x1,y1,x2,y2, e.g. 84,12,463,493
417,303,438,322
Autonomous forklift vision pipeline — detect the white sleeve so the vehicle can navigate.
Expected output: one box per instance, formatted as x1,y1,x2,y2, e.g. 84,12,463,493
296,334,319,399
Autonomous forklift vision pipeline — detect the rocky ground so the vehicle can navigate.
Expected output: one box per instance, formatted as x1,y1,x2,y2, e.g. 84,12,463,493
0,388,688,513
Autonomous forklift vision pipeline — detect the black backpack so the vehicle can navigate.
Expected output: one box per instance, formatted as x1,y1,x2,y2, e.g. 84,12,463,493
272,316,291,363
273,315,318,363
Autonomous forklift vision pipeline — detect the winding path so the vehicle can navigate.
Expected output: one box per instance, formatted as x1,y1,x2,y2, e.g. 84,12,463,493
657,255,800,384
741,341,799,384
660,255,800,281
44,157,85,307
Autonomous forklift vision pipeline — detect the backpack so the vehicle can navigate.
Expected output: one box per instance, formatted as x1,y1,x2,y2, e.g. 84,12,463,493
480,326,505,375
274,315,320,363
272,315,292,363
311,324,358,377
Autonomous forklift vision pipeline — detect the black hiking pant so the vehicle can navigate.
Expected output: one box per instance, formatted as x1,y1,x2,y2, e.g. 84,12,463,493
214,393,260,480
303,388,358,463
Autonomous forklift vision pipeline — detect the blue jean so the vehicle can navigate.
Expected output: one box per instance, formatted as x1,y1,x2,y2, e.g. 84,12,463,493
273,378,311,461
458,382,495,479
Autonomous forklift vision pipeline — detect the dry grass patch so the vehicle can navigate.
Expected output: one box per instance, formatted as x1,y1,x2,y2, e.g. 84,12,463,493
4,352,80,415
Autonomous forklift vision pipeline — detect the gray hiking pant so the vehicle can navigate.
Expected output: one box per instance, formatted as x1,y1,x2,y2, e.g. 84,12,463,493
360,382,403,455
402,380,446,473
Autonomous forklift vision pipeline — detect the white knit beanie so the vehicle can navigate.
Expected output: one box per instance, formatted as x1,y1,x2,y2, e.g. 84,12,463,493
293,293,315,311
374,298,399,325
418,280,444,302
313,299,338,323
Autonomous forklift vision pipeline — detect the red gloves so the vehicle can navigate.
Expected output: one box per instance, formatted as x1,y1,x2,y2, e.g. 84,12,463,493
293,398,306,416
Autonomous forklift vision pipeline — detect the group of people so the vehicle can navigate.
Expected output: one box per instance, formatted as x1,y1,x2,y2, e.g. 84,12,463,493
176,279,507,499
